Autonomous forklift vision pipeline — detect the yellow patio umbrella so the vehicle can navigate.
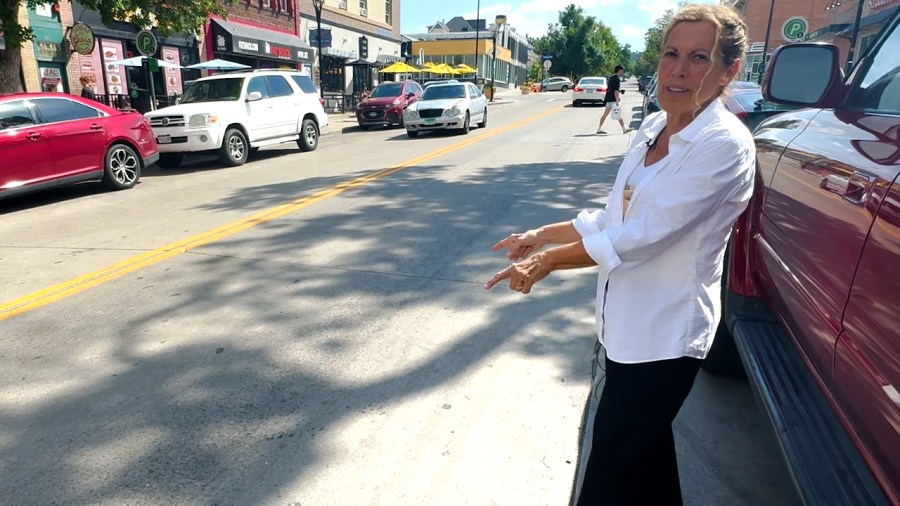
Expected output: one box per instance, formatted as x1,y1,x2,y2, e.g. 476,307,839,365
455,63,476,74
379,61,422,73
431,63,460,75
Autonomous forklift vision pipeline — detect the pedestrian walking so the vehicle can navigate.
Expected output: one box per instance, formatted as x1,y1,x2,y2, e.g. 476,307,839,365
484,4,753,504
596,65,631,134
79,76,96,101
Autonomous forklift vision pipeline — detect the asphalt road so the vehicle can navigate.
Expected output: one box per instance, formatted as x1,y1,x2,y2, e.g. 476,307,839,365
0,83,799,505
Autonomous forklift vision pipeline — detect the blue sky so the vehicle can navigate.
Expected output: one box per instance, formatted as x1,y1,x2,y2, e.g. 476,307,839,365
400,0,717,52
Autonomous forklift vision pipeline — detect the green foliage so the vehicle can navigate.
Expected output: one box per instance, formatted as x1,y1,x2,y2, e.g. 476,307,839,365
527,62,543,82
1,0,234,51
635,2,685,76
531,4,629,79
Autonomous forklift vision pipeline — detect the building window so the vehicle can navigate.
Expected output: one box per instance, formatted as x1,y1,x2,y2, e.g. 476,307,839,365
338,0,347,9
385,0,391,24
359,0,367,17
260,0,270,8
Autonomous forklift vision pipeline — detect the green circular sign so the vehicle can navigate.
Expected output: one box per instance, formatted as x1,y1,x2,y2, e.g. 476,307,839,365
70,22,95,56
136,29,158,56
782,17,808,42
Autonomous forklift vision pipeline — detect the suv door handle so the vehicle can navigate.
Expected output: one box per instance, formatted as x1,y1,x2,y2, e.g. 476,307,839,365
843,171,877,206
90,123,103,130
26,132,41,140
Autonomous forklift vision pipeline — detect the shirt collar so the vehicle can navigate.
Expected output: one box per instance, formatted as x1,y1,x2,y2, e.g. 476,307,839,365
634,98,726,146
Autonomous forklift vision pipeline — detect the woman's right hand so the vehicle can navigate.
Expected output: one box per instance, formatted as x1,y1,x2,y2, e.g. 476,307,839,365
492,230,543,261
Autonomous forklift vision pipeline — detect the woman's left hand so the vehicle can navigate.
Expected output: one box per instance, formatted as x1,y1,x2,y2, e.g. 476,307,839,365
484,252,553,294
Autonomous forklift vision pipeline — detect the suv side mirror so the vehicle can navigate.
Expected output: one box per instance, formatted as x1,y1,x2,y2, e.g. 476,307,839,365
246,91,263,102
406,92,415,99
763,43,846,108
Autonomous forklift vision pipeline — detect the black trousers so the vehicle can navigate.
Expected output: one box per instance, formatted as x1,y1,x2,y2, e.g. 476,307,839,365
575,353,702,506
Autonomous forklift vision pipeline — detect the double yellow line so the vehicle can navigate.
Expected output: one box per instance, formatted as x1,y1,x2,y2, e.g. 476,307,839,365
0,104,564,322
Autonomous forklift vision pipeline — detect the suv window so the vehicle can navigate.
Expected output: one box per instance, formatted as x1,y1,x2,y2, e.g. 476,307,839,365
247,77,270,99
266,75,294,97
291,75,318,94
408,83,422,94
181,78,243,103
33,98,100,123
468,84,480,97
0,101,37,130
848,21,900,114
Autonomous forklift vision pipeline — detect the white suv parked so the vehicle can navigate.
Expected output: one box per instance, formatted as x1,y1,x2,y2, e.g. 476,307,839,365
145,70,327,167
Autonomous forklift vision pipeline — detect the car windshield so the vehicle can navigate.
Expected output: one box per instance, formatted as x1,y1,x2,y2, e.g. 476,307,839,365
370,83,403,98
580,78,606,86
422,85,467,100
180,78,244,103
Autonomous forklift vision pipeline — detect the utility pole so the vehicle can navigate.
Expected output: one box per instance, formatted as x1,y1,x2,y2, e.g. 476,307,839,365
313,0,325,99
846,0,867,73
474,0,481,80
758,0,775,84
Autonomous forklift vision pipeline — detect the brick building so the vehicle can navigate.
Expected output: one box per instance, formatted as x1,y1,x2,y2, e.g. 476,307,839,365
728,0,900,81
202,0,315,74
297,0,402,98
16,0,83,95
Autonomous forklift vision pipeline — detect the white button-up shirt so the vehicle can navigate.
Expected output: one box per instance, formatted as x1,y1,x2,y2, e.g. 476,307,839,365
572,99,755,364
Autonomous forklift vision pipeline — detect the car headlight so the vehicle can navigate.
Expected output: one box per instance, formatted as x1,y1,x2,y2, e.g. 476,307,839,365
444,106,461,117
189,113,218,127
404,108,419,119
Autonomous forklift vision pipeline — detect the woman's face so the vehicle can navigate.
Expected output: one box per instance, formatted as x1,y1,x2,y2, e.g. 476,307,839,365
657,20,739,117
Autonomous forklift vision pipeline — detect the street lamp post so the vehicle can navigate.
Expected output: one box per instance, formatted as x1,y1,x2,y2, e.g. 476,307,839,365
474,0,481,80
490,15,506,103
313,0,325,99
758,0,775,84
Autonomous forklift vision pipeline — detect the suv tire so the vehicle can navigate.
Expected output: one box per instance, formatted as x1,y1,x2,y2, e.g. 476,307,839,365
477,108,487,128
298,118,319,152
561,85,569,93
219,128,249,166
457,112,470,135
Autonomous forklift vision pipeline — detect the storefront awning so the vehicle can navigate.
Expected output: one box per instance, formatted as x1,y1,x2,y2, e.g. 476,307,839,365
804,23,849,41
376,54,400,64
212,19,313,63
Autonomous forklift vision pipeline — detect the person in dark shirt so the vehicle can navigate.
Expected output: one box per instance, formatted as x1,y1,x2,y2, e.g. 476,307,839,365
596,65,632,134
79,76,96,101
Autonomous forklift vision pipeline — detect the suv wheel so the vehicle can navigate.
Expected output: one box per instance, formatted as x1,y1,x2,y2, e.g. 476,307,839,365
561,85,569,93
219,128,249,166
457,112,470,135
103,143,141,190
298,118,319,152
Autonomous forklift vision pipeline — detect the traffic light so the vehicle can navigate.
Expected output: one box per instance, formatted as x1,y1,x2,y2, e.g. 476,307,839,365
359,36,369,60
401,41,412,58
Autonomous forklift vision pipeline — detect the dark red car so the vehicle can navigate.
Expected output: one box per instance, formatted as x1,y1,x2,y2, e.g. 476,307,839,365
0,93,158,201
722,86,796,131
704,9,900,505
356,80,423,129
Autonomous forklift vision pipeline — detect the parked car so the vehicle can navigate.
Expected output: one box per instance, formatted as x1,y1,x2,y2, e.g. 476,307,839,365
572,77,608,107
540,77,574,92
641,74,660,120
705,10,900,505
403,82,487,138
638,75,653,92
722,87,796,131
0,93,156,201
145,70,327,168
356,80,423,129
731,80,761,89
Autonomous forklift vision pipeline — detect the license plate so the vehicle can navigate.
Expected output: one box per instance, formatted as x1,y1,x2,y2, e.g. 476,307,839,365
157,134,171,144
424,119,436,125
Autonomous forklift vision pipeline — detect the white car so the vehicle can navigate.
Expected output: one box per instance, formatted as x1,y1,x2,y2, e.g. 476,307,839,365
572,76,608,107
145,70,328,167
403,82,488,138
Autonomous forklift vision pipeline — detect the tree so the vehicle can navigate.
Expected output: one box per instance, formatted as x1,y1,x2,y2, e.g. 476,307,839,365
531,4,628,79
0,0,236,93
635,3,684,76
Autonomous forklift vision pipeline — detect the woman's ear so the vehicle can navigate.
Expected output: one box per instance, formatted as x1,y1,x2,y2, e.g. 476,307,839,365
722,58,742,85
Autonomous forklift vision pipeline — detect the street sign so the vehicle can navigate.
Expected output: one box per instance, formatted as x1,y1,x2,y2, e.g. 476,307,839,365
69,22,95,56
542,55,553,61
543,59,552,70
781,17,808,42
136,29,158,56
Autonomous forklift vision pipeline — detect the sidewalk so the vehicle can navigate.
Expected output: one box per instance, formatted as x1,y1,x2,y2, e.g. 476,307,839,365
322,85,525,137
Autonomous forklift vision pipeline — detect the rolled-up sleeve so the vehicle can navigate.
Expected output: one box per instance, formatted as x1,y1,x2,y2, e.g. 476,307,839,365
572,208,608,237
581,136,754,275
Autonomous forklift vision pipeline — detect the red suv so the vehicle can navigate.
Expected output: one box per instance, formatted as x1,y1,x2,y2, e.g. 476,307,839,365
356,80,422,129
705,10,900,505
0,93,157,201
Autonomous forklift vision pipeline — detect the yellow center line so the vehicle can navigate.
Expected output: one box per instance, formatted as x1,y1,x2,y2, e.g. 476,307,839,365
0,104,565,322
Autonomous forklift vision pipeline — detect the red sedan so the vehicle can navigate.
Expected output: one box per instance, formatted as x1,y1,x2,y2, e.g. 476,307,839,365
0,93,158,201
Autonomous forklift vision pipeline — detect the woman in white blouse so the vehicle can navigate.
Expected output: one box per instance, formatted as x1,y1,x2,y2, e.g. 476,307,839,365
485,4,754,505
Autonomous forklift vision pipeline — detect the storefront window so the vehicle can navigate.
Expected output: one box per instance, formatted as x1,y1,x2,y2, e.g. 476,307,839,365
321,56,344,93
